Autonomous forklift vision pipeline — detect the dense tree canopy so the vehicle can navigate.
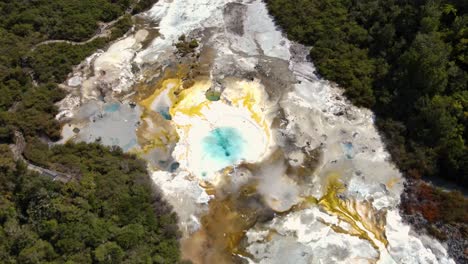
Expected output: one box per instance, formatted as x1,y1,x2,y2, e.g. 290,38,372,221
0,143,180,263
0,0,129,41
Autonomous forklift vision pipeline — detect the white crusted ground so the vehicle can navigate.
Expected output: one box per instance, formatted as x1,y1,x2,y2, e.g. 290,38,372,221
57,0,455,263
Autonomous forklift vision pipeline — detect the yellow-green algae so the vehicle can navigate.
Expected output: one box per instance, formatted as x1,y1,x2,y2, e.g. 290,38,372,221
318,173,388,251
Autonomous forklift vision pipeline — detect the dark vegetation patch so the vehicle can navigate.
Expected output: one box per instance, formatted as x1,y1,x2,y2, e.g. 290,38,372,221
0,143,180,263
132,0,160,15
29,39,108,84
175,34,200,57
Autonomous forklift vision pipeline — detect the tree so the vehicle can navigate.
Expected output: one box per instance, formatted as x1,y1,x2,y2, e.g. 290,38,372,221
18,239,57,264
94,242,124,264
396,33,451,105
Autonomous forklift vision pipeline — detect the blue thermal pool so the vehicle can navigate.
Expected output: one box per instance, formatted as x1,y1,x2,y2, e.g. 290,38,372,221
104,103,121,113
201,127,245,165
158,107,172,120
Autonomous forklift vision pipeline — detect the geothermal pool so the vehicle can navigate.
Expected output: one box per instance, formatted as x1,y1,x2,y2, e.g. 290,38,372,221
201,127,244,170
56,0,456,263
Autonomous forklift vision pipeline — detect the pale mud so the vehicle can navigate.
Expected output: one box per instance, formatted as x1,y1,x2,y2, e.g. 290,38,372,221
57,1,455,264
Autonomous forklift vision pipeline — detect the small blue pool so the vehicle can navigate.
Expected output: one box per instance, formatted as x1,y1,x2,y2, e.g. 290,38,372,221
342,142,354,159
104,103,121,113
202,127,244,165
158,107,172,120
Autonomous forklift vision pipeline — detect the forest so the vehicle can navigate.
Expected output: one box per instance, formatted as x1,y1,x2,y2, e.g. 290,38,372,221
0,143,180,263
266,0,467,239
0,1,180,263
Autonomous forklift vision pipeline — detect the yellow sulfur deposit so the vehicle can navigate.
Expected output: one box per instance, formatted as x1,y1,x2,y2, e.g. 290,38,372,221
136,74,275,180
169,78,212,117
318,173,388,252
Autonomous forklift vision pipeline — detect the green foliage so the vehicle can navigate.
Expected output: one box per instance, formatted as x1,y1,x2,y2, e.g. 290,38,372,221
94,242,124,264
133,0,160,15
205,90,221,101
175,35,199,56
0,143,180,263
110,15,133,40
29,39,108,83
0,1,128,42
396,33,451,100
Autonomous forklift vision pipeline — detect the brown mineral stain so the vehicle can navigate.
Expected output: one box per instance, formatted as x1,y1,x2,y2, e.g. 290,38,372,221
182,183,272,264
386,177,399,189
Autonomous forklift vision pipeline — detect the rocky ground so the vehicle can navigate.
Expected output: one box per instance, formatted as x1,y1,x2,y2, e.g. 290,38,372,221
401,179,467,263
